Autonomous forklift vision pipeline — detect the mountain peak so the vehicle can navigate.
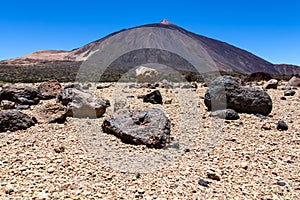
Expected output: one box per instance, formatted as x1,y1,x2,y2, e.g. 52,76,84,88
159,19,172,25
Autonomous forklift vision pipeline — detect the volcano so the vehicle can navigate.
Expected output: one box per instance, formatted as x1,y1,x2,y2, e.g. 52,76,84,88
0,20,299,82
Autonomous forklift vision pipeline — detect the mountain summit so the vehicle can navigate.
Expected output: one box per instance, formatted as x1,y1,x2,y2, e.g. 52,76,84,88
1,21,299,76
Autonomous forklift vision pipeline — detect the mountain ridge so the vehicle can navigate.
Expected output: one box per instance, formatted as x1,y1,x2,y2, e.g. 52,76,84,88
1,20,299,75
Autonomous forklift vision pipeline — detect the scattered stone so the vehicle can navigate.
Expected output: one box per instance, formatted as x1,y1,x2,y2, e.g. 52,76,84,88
64,83,81,90
96,84,112,89
137,95,145,99
277,181,286,187
33,103,67,124
0,109,36,132
47,167,55,173
126,95,135,98
82,84,91,90
207,169,221,181
198,178,210,187
5,184,14,195
0,100,15,109
277,120,288,131
37,80,62,99
284,90,296,96
264,79,278,89
287,76,300,87
261,122,272,130
164,98,172,104
280,96,286,100
16,105,30,110
136,66,158,83
134,173,141,179
57,88,109,118
54,146,65,153
0,85,41,105
183,147,190,153
204,76,272,116
102,108,170,148
240,161,249,170
209,109,240,120
160,79,173,89
143,90,162,104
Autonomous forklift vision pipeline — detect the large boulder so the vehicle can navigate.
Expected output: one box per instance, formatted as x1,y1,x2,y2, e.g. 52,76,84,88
0,110,36,132
287,76,300,87
204,76,272,116
57,88,109,118
136,66,158,83
0,85,41,105
102,108,170,148
37,80,63,99
33,102,67,124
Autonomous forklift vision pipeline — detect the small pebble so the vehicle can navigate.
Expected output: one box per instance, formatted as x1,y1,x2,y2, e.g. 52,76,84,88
277,181,286,186
198,178,210,187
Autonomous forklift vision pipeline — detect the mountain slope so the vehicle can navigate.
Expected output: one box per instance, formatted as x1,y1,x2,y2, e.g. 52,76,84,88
1,20,299,76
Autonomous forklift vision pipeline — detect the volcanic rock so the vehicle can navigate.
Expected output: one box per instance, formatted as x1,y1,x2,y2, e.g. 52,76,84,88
57,88,109,118
0,109,36,132
33,102,67,123
284,90,296,96
102,108,170,148
0,100,15,110
277,120,288,131
143,90,163,104
0,85,40,105
264,79,278,89
37,80,63,99
136,66,158,83
209,109,240,120
287,76,300,87
204,76,272,116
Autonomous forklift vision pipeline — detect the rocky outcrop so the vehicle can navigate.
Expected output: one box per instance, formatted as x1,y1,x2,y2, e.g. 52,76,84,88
0,85,40,105
102,108,170,148
38,80,63,99
57,88,109,118
0,110,36,132
204,76,272,116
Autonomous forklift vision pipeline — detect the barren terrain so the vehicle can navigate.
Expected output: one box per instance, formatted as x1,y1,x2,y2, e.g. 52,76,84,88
0,81,299,199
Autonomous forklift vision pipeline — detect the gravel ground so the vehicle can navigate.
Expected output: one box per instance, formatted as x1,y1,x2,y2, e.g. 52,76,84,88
0,81,299,199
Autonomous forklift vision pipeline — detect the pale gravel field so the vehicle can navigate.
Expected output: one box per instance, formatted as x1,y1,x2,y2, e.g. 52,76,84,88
0,81,299,199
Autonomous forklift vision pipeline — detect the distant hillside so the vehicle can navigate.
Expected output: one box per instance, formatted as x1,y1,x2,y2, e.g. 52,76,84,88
0,20,299,82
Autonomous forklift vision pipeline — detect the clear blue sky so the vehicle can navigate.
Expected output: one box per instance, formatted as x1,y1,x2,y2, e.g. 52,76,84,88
1,0,299,65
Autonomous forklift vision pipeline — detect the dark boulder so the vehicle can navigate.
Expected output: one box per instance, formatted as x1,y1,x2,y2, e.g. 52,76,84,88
204,76,272,116
209,109,240,120
0,85,40,105
0,110,36,132
102,108,170,148
57,88,109,118
37,80,63,99
143,90,162,104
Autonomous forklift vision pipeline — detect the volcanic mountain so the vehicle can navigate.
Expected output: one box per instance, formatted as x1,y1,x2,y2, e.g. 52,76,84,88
0,20,299,82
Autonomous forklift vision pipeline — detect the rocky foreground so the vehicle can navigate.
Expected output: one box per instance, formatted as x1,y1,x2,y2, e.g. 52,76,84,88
0,78,299,199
